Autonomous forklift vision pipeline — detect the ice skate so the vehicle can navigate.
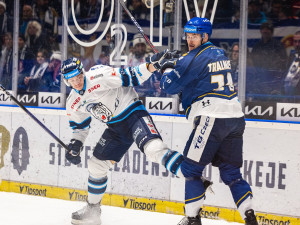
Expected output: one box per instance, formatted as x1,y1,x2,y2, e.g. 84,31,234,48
71,201,101,225
244,209,258,225
177,215,201,225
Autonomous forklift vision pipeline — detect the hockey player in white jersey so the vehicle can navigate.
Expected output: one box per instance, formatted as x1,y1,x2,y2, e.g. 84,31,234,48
61,54,187,225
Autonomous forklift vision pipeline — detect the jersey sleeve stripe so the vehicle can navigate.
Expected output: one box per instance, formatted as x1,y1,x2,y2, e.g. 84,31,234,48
129,67,140,86
69,117,92,130
119,68,130,87
196,45,213,57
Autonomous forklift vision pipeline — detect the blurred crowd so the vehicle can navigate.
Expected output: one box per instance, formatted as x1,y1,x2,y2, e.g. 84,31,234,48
0,0,299,102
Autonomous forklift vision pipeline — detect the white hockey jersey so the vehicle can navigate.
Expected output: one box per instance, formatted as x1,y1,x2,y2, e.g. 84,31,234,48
66,63,153,142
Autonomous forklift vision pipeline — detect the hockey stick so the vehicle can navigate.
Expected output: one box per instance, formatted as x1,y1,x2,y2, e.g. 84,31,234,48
118,0,158,53
0,84,69,151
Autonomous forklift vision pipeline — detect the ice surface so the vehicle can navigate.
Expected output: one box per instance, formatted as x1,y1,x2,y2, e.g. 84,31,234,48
0,192,243,225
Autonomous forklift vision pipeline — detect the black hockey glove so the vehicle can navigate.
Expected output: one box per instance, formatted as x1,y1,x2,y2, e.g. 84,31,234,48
146,49,180,70
167,50,181,59
146,49,169,70
65,139,83,165
159,59,177,74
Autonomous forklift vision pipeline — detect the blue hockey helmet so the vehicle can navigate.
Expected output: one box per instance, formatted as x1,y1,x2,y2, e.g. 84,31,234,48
184,17,212,38
61,57,84,87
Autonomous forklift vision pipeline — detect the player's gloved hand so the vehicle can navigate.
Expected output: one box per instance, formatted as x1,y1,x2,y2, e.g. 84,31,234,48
159,58,177,74
167,50,181,59
146,49,175,70
65,139,83,165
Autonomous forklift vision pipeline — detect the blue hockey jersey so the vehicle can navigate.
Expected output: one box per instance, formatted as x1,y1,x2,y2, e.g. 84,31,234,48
161,42,244,121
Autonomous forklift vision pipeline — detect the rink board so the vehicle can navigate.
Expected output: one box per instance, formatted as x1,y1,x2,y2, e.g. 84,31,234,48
0,180,299,225
0,106,300,224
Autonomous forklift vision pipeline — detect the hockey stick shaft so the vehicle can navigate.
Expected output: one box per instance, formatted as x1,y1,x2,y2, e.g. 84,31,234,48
118,0,158,53
0,84,69,151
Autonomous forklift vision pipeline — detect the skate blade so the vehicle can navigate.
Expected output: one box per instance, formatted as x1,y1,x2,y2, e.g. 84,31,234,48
71,218,101,225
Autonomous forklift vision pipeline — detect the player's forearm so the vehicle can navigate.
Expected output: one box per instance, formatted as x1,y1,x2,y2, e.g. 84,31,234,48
160,71,182,94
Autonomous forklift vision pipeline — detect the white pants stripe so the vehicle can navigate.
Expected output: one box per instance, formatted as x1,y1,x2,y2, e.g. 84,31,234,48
187,116,215,162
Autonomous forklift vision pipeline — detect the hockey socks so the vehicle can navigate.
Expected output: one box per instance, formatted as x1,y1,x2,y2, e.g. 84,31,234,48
230,178,253,208
88,176,108,204
184,177,206,217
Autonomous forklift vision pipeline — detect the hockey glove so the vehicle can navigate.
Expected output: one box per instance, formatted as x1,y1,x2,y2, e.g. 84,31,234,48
65,139,83,165
167,50,181,59
160,59,176,74
146,49,176,70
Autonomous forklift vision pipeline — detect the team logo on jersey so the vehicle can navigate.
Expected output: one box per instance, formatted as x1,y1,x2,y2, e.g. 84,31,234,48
86,102,112,123
71,97,81,109
143,116,158,134
88,84,101,93
202,100,211,107
90,74,103,80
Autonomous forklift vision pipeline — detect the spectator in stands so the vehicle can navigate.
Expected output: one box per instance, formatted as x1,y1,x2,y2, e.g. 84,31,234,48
128,33,150,67
20,4,35,36
231,4,240,23
81,34,96,71
18,34,35,76
24,20,49,56
248,0,267,24
284,31,300,95
251,22,287,94
45,28,60,52
40,51,61,92
214,0,235,23
68,37,81,59
128,0,148,20
67,0,82,19
128,33,164,97
4,0,13,17
0,32,13,89
22,49,50,92
277,6,299,21
81,0,102,19
32,0,59,35
0,1,12,47
292,1,300,18
229,43,239,89
96,31,114,66
267,0,282,23
251,22,287,72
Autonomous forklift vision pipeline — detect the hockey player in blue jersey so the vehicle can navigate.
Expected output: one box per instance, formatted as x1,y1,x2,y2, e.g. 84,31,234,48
159,17,259,225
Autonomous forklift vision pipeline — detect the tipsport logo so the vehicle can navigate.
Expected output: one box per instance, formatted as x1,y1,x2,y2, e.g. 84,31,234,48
257,215,291,225
69,191,88,201
19,185,47,197
200,209,220,219
123,198,156,211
